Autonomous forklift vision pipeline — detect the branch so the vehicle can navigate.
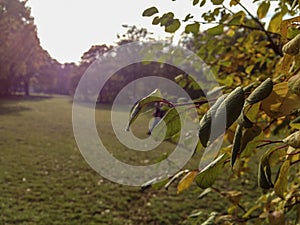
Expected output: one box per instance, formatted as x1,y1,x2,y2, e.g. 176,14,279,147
233,0,283,56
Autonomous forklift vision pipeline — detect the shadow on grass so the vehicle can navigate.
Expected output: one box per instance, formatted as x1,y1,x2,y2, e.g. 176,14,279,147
0,94,54,115
0,94,53,102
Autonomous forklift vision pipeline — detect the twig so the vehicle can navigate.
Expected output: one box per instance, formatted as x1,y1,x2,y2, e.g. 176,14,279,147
233,0,283,56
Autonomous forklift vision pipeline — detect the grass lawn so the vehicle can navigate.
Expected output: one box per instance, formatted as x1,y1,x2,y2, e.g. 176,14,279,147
0,95,262,225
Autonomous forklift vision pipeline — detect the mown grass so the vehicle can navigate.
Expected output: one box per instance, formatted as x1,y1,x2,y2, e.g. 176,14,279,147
0,95,262,225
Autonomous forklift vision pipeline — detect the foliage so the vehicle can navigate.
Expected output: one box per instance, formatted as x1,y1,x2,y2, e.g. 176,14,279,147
133,0,300,224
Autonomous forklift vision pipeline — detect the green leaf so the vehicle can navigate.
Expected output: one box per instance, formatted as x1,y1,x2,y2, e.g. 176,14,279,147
257,1,270,19
227,11,245,26
142,7,159,17
258,162,272,189
258,147,281,189
200,0,206,7
211,0,224,5
193,0,200,5
195,154,229,189
165,19,181,33
183,14,194,22
151,107,181,141
274,160,290,199
207,24,224,35
185,23,200,34
231,124,243,167
126,89,171,131
246,78,273,105
152,16,161,25
268,12,283,33
199,94,228,147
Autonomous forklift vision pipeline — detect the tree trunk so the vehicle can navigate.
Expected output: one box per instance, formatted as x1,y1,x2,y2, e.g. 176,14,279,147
24,80,30,96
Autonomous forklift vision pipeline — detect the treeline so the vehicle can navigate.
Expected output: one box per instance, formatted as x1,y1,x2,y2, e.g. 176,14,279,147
0,0,184,102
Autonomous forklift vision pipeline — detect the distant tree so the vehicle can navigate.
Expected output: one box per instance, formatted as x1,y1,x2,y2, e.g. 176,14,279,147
0,0,48,96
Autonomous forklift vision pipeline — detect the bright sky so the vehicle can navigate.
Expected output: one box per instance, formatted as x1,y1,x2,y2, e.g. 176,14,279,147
26,0,259,63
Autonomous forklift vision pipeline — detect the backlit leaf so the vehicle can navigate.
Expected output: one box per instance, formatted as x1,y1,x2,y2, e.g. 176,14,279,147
274,160,290,199
211,0,224,5
207,24,224,35
151,107,181,141
185,23,200,34
195,154,229,189
177,171,198,194
261,82,300,118
165,19,181,33
257,1,270,19
142,7,159,17
268,12,283,33
126,89,171,131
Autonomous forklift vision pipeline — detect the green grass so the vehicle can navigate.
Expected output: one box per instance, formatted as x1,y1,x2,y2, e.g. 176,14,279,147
0,95,262,225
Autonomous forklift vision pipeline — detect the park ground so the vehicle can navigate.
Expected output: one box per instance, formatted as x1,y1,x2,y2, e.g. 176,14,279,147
0,95,261,225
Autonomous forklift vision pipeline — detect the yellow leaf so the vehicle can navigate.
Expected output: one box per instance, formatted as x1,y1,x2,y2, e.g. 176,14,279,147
274,160,290,199
257,1,270,19
268,12,283,33
261,82,300,118
280,16,300,41
177,171,197,194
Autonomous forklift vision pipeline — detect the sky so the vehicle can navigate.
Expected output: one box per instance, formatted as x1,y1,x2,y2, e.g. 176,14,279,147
26,0,259,63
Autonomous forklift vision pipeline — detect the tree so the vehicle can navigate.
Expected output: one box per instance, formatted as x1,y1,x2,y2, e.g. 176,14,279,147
126,1,300,224
0,0,48,96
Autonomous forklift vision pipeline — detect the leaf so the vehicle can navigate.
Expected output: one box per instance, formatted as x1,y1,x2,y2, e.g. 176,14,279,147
142,7,159,17
282,131,300,148
177,171,198,194
200,0,206,7
243,102,261,124
231,124,243,167
218,87,245,129
261,82,300,118
274,160,290,199
195,154,229,189
268,12,283,33
151,107,181,141
185,23,200,34
211,0,224,5
229,0,239,6
183,14,194,22
240,126,262,153
280,16,300,41
290,116,300,129
165,19,181,33
227,11,245,25
152,16,161,25
207,24,224,35
288,74,300,96
257,1,270,19
198,188,212,199
246,78,273,105
282,33,300,55
193,0,200,5
199,94,227,147
126,89,171,131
